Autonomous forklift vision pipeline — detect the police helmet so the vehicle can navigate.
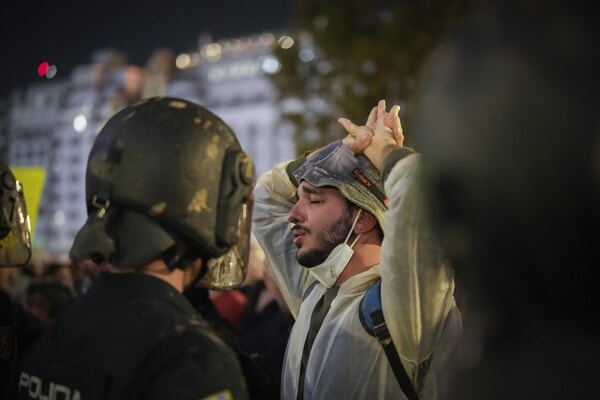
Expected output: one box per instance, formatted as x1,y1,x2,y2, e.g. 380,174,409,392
70,97,255,289
0,160,32,267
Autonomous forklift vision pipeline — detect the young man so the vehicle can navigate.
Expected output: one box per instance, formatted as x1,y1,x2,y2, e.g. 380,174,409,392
252,100,462,399
12,97,255,399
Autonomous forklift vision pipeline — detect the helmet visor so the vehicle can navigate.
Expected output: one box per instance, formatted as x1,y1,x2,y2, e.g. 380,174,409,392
197,197,253,290
0,180,32,267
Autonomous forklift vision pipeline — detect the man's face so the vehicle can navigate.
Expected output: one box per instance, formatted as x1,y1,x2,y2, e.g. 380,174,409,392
289,181,354,267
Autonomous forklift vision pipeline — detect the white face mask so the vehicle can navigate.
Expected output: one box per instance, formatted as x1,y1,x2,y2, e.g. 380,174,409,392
308,209,362,288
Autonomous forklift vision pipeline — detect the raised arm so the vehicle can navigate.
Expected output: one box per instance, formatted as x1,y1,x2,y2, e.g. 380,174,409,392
339,100,462,386
252,161,313,318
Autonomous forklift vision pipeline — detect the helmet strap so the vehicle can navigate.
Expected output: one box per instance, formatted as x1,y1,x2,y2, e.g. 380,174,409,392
161,243,199,272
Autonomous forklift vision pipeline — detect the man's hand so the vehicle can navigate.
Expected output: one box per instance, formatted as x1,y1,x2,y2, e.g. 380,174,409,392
339,99,403,170
340,105,376,154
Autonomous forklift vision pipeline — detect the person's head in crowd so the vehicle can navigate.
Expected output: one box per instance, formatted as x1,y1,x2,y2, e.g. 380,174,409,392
24,280,75,327
262,262,289,315
44,262,76,294
242,238,267,287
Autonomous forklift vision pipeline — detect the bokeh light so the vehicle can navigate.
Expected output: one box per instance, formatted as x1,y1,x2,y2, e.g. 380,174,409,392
37,61,58,79
37,61,50,77
175,53,192,69
277,35,295,49
73,114,88,132
46,64,57,79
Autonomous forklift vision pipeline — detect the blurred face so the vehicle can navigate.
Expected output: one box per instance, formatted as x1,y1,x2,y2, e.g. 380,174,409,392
288,181,354,267
0,267,19,292
242,242,266,286
24,292,52,327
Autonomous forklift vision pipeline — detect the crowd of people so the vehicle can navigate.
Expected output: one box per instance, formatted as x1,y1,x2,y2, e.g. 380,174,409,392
1,1,597,399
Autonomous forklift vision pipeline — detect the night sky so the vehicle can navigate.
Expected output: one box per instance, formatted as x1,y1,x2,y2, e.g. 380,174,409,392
1,0,294,98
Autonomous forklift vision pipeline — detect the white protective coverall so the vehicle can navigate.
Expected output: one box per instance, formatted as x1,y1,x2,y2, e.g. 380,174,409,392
252,150,463,400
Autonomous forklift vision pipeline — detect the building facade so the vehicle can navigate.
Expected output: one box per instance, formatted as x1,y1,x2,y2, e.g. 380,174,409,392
3,32,297,259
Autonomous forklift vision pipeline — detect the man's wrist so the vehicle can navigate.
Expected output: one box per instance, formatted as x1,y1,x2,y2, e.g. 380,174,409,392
365,142,400,171
380,147,416,180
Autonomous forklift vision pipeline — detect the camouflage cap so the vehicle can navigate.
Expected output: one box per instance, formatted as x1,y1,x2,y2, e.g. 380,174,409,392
289,140,387,232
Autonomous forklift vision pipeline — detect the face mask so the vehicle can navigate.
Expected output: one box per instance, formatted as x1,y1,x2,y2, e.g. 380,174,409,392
308,209,362,288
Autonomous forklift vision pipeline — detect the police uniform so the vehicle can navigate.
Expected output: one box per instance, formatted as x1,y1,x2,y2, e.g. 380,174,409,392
13,272,248,400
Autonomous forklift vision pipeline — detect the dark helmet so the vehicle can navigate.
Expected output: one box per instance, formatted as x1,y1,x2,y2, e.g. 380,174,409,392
0,160,32,267
70,97,255,289
411,3,599,327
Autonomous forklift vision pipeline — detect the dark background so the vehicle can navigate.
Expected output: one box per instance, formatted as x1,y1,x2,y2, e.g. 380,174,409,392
0,0,294,98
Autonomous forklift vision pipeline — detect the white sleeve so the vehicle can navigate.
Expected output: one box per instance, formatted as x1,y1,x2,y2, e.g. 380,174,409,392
380,153,461,373
252,161,314,318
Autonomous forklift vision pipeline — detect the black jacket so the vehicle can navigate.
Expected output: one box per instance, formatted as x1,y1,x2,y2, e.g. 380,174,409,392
11,272,249,399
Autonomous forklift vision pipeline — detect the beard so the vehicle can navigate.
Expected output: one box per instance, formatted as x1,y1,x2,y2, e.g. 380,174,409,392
297,205,354,268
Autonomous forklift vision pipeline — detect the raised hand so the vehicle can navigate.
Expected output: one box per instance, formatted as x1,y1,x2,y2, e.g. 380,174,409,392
339,106,376,154
338,99,403,170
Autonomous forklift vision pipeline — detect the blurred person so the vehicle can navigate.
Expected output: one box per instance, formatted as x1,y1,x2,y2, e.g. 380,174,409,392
69,257,100,295
43,261,77,296
5,249,61,308
23,280,75,327
0,265,21,298
6,249,64,307
252,100,462,399
241,238,270,288
1,260,35,308
237,241,294,395
0,160,44,400
12,97,254,399
410,2,600,398
208,287,247,330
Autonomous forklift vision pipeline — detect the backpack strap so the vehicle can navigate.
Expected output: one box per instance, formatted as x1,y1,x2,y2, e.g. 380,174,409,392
360,280,420,400
302,280,319,301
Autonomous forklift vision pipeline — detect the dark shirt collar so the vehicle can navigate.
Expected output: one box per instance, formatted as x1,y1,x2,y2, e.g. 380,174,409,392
90,272,198,316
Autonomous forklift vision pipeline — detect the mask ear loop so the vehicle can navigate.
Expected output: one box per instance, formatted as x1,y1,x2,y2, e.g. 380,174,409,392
345,209,362,248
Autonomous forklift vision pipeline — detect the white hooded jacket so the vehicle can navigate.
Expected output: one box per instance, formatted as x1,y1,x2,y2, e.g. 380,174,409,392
252,151,463,400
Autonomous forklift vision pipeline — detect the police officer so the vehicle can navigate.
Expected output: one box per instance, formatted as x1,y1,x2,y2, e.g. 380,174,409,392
0,160,43,400
12,97,255,399
411,2,600,398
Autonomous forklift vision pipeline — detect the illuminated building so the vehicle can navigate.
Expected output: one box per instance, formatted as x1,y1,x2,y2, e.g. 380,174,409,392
3,33,296,258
